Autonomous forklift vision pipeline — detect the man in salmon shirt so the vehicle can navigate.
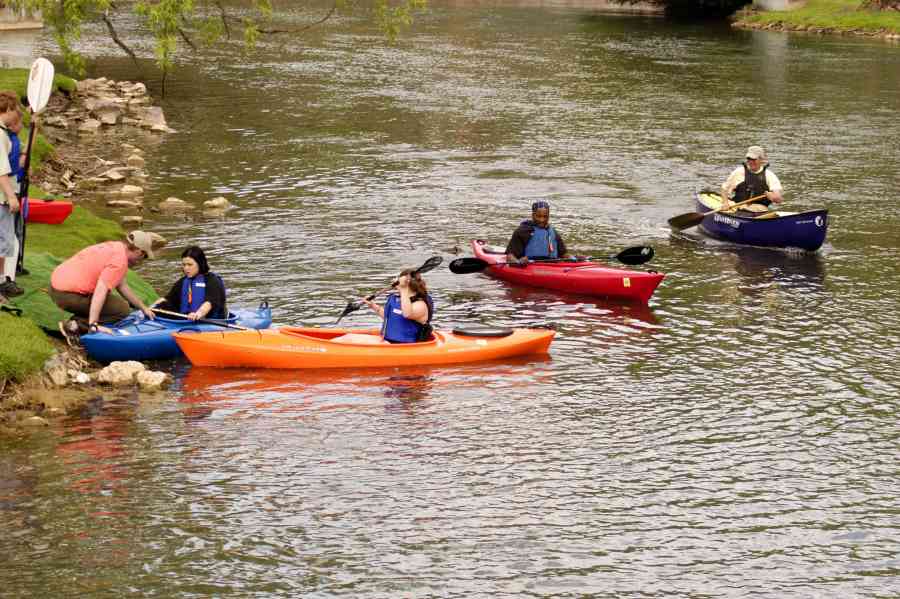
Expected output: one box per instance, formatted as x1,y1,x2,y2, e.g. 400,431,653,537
51,230,158,342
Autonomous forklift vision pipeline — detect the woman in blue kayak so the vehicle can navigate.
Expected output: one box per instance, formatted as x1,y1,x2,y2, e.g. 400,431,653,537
335,268,434,345
151,246,227,320
505,200,571,265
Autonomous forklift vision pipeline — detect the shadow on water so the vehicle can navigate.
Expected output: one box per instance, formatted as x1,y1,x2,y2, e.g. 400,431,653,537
173,353,554,412
500,282,660,324
669,228,827,291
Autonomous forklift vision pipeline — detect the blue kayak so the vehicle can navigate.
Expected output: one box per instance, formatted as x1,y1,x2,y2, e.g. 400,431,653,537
695,191,828,252
81,302,273,363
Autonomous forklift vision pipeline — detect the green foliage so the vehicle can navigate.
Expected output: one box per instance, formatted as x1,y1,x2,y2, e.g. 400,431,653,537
0,313,54,382
11,0,427,79
737,0,900,33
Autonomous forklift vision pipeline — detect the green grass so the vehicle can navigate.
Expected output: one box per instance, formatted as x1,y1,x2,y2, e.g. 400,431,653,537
737,0,900,34
0,313,55,382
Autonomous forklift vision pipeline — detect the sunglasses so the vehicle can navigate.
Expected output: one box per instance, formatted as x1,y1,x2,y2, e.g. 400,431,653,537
746,156,760,161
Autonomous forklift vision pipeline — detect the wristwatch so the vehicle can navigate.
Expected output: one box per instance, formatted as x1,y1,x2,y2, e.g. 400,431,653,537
89,323,99,332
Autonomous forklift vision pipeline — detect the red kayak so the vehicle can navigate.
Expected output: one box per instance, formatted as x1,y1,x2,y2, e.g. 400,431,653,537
26,198,73,224
471,239,664,303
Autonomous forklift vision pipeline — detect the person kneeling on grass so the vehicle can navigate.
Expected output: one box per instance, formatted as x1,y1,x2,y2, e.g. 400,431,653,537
334,269,434,345
52,231,157,343
150,246,227,321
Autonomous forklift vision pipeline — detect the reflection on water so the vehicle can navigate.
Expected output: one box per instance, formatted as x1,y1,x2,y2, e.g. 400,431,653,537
4,3,900,596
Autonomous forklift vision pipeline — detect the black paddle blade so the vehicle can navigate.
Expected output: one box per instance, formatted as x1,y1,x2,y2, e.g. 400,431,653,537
449,257,490,274
615,246,655,265
335,300,361,324
416,255,444,275
667,211,705,231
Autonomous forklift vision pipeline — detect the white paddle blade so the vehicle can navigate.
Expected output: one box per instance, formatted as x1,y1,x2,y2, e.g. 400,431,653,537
27,57,55,114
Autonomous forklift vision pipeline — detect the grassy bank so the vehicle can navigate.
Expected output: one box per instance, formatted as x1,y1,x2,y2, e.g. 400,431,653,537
2,68,157,386
735,0,900,35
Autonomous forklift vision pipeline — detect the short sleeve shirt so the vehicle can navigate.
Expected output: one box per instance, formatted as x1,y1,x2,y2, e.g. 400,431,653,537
722,165,783,197
51,241,129,295
0,128,12,204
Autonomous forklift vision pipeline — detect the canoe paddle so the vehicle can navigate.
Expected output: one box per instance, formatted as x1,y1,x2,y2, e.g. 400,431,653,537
667,193,767,231
15,57,55,275
336,255,443,324
151,307,250,331
448,246,654,275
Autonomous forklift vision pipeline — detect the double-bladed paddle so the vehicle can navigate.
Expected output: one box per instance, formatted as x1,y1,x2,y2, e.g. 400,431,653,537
448,246,654,275
336,255,443,324
15,58,55,274
150,307,250,331
667,193,767,231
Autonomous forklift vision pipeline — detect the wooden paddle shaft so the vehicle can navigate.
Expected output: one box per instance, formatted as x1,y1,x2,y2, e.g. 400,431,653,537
709,192,768,215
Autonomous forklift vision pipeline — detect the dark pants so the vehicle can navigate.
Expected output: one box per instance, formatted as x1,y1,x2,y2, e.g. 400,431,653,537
49,286,132,327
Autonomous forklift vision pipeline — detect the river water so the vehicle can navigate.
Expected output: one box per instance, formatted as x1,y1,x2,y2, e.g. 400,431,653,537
3,3,900,596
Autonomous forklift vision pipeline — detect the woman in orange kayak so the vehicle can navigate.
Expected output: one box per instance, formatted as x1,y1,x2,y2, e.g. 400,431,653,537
335,268,434,345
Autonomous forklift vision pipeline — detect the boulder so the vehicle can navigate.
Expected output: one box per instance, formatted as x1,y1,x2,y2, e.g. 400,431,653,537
119,185,144,197
121,216,144,227
203,197,231,210
43,354,68,387
99,168,127,182
98,361,146,386
126,154,146,168
148,232,168,250
78,119,102,134
107,200,143,210
136,370,169,392
158,197,189,212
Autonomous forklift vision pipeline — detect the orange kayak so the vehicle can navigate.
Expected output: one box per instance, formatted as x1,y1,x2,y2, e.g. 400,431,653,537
173,326,555,369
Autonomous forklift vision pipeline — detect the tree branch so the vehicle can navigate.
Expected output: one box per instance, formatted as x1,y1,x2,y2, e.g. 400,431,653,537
101,10,139,64
215,0,231,39
178,26,197,51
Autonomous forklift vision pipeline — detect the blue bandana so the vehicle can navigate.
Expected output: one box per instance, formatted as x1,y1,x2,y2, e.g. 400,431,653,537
531,200,550,211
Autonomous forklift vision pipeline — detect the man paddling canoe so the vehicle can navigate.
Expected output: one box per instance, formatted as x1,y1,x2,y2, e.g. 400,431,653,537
720,145,784,214
505,200,571,265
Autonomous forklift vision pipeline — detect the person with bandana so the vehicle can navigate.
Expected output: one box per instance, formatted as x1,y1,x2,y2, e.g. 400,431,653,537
720,145,784,214
151,246,227,321
505,200,571,265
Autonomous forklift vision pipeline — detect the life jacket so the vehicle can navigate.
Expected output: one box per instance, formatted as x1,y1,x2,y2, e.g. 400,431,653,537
523,222,559,259
381,292,434,343
733,163,771,206
8,130,22,183
179,272,226,318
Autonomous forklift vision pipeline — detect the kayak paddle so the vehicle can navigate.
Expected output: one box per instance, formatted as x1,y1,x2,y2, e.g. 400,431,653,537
667,193,767,231
16,57,55,275
151,307,250,331
448,246,655,275
336,255,443,324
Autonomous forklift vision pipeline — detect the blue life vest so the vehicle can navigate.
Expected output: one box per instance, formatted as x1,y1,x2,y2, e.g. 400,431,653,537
179,273,226,318
381,293,434,343
523,224,559,259
9,131,24,182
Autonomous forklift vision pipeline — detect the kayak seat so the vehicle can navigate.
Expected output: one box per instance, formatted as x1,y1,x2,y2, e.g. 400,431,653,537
452,326,514,338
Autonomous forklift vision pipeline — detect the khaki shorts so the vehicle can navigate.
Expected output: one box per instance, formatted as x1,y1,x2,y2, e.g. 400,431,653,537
49,286,132,324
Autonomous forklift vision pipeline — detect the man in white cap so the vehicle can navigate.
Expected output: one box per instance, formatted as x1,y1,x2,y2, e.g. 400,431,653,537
51,230,158,341
720,145,784,213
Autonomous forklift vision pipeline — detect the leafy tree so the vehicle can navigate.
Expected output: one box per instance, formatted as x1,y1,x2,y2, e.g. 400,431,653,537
10,0,426,86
